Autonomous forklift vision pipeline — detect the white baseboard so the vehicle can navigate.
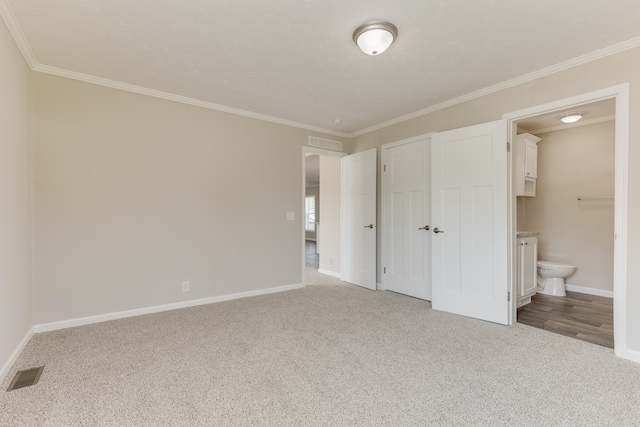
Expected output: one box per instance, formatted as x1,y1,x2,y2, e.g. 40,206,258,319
565,284,613,298
0,327,34,384
317,269,341,279
34,283,304,333
622,348,640,364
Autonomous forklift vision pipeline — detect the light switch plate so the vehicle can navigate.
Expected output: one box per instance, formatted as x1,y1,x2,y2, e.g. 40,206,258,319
287,212,295,221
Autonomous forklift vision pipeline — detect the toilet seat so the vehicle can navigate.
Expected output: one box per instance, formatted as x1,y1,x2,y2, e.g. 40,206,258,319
537,260,574,269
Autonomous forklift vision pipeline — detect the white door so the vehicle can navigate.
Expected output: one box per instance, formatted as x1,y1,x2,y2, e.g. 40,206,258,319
341,148,377,290
382,138,431,300
431,120,509,324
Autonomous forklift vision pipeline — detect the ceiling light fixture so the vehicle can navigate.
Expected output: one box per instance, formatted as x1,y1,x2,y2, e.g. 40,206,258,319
559,112,586,123
353,21,398,56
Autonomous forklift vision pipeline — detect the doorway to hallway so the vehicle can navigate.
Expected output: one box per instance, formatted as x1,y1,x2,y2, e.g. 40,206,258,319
302,147,345,284
305,240,319,269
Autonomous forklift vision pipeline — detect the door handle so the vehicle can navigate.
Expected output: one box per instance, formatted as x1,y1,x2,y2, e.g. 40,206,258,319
418,225,430,231
433,228,444,234
364,224,374,229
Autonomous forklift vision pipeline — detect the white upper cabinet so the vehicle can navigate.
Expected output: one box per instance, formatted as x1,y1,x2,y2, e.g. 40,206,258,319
515,133,541,197
524,139,538,178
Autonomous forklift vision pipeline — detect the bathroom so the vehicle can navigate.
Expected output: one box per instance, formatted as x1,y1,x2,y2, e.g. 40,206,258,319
515,99,615,347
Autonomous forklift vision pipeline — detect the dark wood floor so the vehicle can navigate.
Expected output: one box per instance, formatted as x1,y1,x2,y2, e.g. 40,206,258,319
305,240,319,269
517,291,613,348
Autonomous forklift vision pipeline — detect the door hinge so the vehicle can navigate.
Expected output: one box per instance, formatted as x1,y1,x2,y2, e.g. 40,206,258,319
507,142,511,152
383,164,387,172
383,267,386,274
507,291,511,302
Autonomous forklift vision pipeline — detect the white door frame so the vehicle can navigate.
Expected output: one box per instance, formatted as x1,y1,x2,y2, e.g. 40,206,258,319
503,83,630,360
301,146,346,285
380,133,434,293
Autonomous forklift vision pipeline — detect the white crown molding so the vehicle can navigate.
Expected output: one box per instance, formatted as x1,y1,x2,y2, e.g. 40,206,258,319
349,36,640,138
523,114,616,135
0,0,37,67
33,64,350,138
3,0,640,141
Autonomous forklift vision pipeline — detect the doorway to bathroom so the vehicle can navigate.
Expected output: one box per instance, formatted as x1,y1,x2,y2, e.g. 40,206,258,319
505,85,628,355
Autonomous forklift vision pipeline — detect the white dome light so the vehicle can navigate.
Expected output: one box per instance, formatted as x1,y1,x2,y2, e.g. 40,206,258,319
353,21,398,56
559,112,586,123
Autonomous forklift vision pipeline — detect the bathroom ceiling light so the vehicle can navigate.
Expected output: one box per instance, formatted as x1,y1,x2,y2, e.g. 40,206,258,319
559,112,586,123
353,21,398,56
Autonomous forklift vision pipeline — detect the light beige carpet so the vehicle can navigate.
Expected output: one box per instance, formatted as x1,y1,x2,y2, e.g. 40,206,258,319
2,270,639,426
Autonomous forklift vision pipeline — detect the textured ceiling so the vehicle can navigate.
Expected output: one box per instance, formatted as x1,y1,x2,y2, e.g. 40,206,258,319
4,0,640,135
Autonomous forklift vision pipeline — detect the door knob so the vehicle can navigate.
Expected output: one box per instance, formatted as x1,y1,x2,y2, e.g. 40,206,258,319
364,224,374,229
433,228,444,234
418,225,430,231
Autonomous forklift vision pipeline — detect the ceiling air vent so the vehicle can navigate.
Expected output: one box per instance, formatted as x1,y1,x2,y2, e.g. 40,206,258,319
308,136,343,152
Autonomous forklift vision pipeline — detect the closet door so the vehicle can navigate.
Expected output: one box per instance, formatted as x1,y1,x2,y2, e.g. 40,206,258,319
431,120,510,325
382,137,431,300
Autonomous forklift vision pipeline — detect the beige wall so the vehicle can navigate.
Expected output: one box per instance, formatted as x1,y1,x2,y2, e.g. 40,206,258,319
519,122,615,293
318,156,341,275
0,20,32,374
351,47,640,354
304,185,319,240
31,73,344,324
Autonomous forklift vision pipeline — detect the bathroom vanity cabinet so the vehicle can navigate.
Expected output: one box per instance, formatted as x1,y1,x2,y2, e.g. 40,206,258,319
517,235,538,307
515,133,541,197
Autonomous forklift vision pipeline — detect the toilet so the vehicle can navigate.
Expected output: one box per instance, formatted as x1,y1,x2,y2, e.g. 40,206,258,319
537,260,576,296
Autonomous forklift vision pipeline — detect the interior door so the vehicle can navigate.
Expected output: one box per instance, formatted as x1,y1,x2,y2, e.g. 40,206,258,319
383,138,431,300
341,148,377,290
431,120,509,324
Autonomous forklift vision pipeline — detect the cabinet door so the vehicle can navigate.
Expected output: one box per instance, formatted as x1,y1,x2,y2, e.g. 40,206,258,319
515,134,540,196
524,141,538,179
519,237,538,297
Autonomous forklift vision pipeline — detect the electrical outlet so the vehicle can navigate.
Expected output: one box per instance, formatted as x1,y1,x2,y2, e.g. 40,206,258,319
329,259,333,265
181,281,190,292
